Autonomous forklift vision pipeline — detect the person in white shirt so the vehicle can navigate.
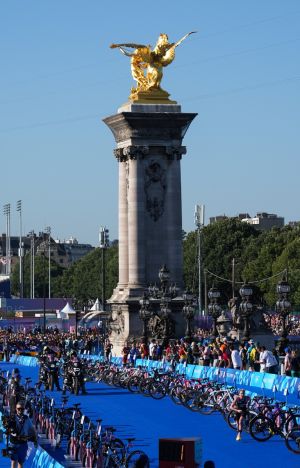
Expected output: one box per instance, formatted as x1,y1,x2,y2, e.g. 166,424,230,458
258,346,278,374
258,347,266,373
230,345,242,370
149,339,156,360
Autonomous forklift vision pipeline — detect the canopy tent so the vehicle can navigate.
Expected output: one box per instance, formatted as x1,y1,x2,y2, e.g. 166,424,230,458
90,298,102,311
57,302,76,319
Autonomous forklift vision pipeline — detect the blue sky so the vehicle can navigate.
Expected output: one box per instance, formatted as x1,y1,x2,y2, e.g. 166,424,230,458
1,1,299,245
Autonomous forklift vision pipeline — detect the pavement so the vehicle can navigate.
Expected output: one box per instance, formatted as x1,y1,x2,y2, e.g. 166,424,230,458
0,361,300,467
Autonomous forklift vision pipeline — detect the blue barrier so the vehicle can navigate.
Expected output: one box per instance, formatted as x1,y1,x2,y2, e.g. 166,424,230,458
30,446,64,468
79,354,104,362
9,355,38,366
135,359,300,404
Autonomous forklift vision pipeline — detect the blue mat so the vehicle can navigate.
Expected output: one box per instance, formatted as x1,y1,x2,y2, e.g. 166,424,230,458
1,362,300,467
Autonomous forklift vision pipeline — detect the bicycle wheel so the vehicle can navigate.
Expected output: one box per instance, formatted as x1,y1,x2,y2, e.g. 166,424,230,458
149,381,166,400
227,410,238,431
183,390,202,412
126,450,150,468
127,376,141,393
285,413,300,434
249,414,273,442
139,379,151,397
285,426,300,454
197,394,215,415
169,385,184,405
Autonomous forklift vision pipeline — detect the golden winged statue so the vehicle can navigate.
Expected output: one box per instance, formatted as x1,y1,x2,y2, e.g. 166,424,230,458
110,32,196,103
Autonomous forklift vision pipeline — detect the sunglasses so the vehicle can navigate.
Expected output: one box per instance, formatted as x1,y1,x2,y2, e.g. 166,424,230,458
16,407,24,411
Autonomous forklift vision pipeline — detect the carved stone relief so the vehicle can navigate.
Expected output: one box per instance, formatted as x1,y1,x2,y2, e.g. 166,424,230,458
144,161,167,222
109,307,125,335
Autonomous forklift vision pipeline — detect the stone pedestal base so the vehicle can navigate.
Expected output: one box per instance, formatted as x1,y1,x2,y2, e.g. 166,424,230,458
108,297,187,356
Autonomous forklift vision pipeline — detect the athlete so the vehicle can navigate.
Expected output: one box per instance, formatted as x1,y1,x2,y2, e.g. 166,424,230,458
230,388,250,441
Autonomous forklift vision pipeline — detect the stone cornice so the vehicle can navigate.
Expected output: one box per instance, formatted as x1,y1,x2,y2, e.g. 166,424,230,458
103,112,197,145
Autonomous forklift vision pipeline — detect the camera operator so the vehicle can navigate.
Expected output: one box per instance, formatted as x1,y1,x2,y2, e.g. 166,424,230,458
8,374,23,416
5,401,37,468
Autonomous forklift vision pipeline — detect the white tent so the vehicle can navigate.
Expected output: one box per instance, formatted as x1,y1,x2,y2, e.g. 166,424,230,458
57,302,76,319
90,298,102,311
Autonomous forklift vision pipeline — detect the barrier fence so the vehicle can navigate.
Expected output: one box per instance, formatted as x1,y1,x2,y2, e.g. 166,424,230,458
8,354,300,404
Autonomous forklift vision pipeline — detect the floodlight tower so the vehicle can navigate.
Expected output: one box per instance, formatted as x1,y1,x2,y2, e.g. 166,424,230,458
194,204,205,316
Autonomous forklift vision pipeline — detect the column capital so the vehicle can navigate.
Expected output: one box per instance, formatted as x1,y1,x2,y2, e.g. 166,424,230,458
165,146,187,160
114,145,149,162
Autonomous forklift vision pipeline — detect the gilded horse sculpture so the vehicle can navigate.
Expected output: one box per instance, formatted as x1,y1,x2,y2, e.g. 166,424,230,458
110,32,196,102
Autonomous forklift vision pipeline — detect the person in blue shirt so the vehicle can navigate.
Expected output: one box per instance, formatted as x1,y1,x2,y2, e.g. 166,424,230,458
7,401,37,468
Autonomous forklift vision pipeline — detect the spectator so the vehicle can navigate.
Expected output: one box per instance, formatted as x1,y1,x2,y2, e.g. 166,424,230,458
290,350,300,378
239,343,248,370
284,347,292,376
230,345,242,370
249,343,260,372
258,346,278,374
149,339,156,360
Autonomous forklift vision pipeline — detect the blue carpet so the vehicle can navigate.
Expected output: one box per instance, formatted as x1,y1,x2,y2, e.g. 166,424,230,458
1,362,299,468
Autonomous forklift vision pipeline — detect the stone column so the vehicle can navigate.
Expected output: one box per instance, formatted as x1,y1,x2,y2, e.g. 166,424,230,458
114,149,128,289
124,146,148,288
165,146,187,287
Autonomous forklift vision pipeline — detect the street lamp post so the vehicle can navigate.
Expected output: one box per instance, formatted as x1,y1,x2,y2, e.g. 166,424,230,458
29,230,35,298
208,286,222,338
195,204,205,316
99,227,109,311
239,284,253,343
182,291,196,342
16,200,24,298
139,293,151,344
160,295,172,348
3,204,11,276
45,226,51,298
147,265,177,346
158,264,170,294
275,275,291,354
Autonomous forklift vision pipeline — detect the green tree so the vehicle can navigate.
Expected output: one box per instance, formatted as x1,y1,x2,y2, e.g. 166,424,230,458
11,253,64,298
183,219,259,305
52,245,118,304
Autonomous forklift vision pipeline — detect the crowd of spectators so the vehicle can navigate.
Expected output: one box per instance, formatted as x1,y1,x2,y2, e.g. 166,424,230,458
0,326,104,360
120,333,300,376
263,312,300,336
1,324,300,377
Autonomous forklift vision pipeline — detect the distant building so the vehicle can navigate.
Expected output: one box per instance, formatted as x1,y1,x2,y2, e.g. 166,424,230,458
240,212,284,231
209,215,228,224
58,237,94,264
0,232,95,275
209,212,284,231
288,221,300,228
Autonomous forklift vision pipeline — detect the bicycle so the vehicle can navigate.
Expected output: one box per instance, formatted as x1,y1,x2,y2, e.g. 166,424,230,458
103,437,149,468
